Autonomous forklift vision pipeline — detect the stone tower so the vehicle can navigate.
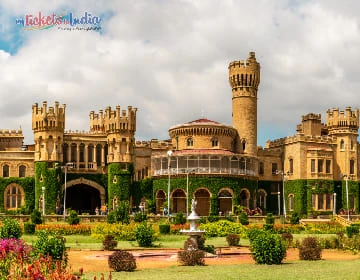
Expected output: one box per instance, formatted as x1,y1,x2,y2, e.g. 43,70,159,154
228,52,260,156
326,107,359,178
90,105,137,164
32,101,66,162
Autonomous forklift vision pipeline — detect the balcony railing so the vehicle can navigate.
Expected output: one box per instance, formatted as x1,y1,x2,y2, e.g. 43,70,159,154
153,167,255,176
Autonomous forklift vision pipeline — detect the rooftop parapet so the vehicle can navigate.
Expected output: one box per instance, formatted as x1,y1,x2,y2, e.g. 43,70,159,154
32,101,66,131
326,107,359,135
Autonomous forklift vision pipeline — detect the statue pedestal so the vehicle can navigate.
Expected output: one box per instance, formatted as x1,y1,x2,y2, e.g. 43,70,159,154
180,209,205,249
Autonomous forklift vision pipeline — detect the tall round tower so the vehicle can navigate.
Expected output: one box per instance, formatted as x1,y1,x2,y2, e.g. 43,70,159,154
228,52,260,156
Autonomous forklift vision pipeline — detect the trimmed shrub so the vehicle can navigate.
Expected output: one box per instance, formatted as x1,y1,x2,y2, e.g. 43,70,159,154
346,224,359,238
226,234,240,246
238,212,249,225
108,250,136,272
265,213,275,224
102,235,118,251
298,237,322,260
249,230,286,265
34,231,68,266
68,210,80,225
159,224,171,234
207,215,220,222
173,212,187,225
263,223,274,231
106,211,117,224
290,212,300,224
135,222,155,247
178,249,205,266
199,220,247,238
0,218,22,239
31,209,43,224
247,227,263,243
225,215,236,222
24,222,36,234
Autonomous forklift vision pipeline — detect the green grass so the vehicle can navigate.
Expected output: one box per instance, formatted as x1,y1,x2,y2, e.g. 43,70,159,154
84,260,360,280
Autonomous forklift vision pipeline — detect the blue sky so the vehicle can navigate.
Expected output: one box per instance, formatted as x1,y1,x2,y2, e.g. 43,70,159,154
0,0,360,147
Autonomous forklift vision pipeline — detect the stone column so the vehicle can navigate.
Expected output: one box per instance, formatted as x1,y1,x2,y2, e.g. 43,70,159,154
84,144,88,170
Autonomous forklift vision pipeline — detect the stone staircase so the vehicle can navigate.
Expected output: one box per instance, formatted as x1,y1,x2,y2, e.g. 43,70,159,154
334,215,353,227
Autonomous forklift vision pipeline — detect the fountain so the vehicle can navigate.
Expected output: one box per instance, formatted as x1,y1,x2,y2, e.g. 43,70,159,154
180,198,205,247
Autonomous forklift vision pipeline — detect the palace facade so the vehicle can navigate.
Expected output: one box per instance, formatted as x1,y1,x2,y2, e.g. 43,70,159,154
0,52,358,217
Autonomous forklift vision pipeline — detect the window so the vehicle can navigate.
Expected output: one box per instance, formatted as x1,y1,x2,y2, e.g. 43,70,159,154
311,159,315,173
289,159,293,174
259,162,264,175
258,190,266,209
3,165,9,177
242,140,246,152
289,194,294,211
350,160,355,175
212,138,218,147
19,165,26,177
311,194,333,211
340,139,345,150
187,138,193,147
326,160,331,174
318,159,324,173
4,184,24,210
271,163,277,175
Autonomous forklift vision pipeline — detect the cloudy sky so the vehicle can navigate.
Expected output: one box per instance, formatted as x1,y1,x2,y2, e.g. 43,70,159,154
0,0,359,147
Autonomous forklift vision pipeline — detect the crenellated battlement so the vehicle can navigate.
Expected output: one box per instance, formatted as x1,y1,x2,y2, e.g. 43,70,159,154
90,105,137,134
266,134,336,149
326,107,359,135
32,101,66,131
302,113,321,122
228,51,260,91
0,129,23,137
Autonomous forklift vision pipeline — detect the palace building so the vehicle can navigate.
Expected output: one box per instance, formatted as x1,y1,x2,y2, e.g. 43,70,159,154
0,52,358,217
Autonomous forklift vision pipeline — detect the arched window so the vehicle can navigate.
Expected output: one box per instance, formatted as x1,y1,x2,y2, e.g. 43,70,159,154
289,159,293,174
4,184,24,210
3,165,9,177
187,138,193,147
340,139,345,150
288,194,294,211
212,138,218,147
258,189,267,209
19,165,26,177
242,140,246,151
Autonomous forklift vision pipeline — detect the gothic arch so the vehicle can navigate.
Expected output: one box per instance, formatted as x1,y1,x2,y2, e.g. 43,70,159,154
218,187,234,215
63,177,106,206
239,188,250,208
194,188,211,216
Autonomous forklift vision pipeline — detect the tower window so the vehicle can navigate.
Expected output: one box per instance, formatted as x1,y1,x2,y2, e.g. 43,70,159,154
271,163,277,175
259,162,264,175
326,160,331,174
212,138,218,147
311,159,315,173
350,159,355,175
187,138,193,147
340,139,345,150
242,140,246,151
19,165,26,177
289,159,293,174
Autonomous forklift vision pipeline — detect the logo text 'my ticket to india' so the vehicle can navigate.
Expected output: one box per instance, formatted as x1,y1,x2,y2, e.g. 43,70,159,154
15,12,102,31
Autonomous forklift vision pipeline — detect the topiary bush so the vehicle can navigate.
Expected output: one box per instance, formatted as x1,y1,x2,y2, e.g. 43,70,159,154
299,237,322,260
346,224,359,238
24,222,36,234
173,212,187,225
178,249,205,266
68,210,80,225
247,227,263,243
226,234,240,246
290,212,300,224
238,212,249,225
159,224,170,234
0,218,22,239
265,213,275,224
31,209,43,224
207,215,220,223
102,235,118,251
249,230,286,265
108,250,136,272
134,222,155,247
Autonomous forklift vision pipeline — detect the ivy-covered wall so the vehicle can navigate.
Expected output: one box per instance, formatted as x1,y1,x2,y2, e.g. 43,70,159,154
35,162,62,214
341,180,359,213
107,163,132,209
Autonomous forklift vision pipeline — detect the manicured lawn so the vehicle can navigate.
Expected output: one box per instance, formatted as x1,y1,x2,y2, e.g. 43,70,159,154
85,259,360,280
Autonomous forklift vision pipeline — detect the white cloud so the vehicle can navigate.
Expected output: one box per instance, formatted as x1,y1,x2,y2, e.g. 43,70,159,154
0,0,360,147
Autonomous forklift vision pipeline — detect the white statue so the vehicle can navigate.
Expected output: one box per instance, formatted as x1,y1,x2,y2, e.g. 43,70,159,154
191,198,197,213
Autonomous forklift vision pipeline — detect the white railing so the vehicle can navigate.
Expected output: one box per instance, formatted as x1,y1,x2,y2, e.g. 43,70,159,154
153,167,255,176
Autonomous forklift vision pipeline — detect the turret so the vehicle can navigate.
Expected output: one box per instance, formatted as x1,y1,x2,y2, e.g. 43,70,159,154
90,105,137,164
229,52,260,156
32,101,66,161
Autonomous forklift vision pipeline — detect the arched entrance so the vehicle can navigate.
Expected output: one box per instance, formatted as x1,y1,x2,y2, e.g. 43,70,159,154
194,188,211,216
172,189,186,214
63,178,106,214
218,188,233,215
239,189,250,208
155,190,166,214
